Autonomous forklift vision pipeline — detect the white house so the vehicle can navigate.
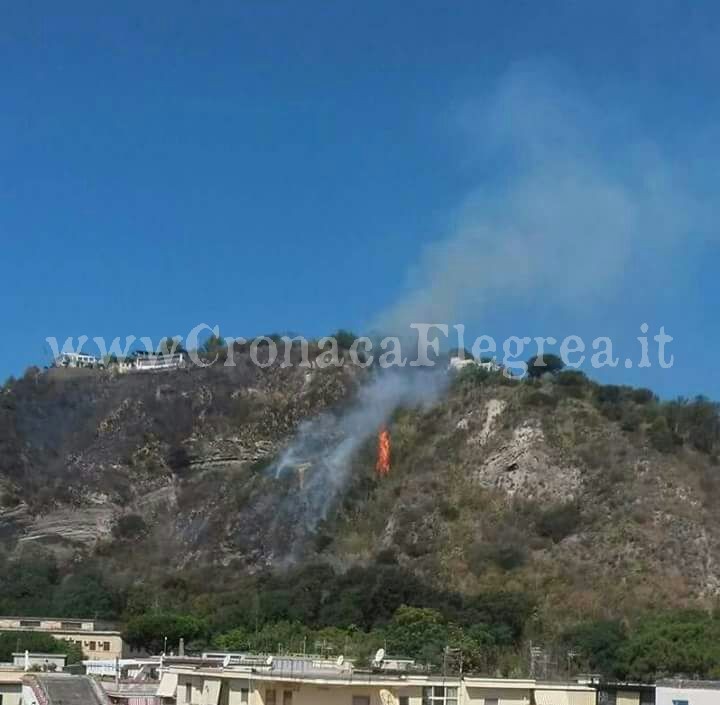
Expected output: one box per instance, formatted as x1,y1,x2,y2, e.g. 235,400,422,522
448,356,501,373
54,352,99,368
133,351,185,371
656,680,720,705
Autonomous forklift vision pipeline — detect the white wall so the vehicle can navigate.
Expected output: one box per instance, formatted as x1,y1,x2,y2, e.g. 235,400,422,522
656,685,720,705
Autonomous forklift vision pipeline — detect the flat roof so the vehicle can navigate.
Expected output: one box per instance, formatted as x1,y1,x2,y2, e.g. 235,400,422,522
165,664,546,689
0,615,115,623
657,679,720,689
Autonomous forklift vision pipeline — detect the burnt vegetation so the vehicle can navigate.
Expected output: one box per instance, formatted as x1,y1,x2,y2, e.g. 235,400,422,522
0,347,720,677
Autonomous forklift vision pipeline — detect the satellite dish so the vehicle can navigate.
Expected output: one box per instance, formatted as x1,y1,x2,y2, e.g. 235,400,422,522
266,655,274,666
222,655,231,668
336,655,344,667
374,648,385,664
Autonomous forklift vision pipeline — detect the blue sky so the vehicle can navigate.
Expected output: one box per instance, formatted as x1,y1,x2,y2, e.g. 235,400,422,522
1,1,718,398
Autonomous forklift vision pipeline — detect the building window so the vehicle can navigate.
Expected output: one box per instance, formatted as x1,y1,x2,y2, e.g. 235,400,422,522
422,686,458,705
266,689,276,705
20,620,41,627
598,693,617,705
282,691,293,705
89,641,96,651
353,697,371,705
240,688,249,704
672,701,689,705
103,641,111,651
185,683,192,704
61,621,82,630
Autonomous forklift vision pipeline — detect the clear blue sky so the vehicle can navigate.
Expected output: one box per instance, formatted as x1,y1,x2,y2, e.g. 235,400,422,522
1,1,718,398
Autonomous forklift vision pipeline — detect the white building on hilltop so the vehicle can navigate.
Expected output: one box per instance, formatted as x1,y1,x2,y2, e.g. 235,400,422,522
132,350,186,371
54,352,100,369
448,355,501,373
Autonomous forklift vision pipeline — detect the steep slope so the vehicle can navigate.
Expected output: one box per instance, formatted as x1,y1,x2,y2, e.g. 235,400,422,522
0,352,719,627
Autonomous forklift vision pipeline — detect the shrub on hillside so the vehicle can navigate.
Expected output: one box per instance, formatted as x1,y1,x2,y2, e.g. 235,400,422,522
648,417,677,453
525,390,559,408
112,513,148,540
526,354,565,379
536,503,582,542
631,388,656,404
562,619,627,677
467,536,528,573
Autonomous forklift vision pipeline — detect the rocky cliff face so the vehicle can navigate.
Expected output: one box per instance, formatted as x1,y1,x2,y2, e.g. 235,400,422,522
1,354,719,623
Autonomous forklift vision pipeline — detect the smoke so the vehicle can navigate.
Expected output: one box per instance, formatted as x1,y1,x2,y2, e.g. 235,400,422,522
375,66,702,333
268,367,448,536
263,66,707,558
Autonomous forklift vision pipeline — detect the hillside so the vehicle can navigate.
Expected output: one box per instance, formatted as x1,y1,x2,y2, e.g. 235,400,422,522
1,345,720,674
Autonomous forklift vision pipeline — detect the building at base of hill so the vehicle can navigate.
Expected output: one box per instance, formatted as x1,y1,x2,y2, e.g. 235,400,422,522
0,616,138,661
656,679,720,705
157,655,598,705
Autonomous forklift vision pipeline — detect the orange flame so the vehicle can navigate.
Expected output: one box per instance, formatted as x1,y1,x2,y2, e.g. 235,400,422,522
376,426,391,476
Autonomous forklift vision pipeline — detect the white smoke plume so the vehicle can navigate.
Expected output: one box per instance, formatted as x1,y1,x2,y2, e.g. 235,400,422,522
264,66,707,555
269,367,448,534
375,65,703,333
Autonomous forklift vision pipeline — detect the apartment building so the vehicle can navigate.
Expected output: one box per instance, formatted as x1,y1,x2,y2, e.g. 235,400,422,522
655,679,720,705
157,655,597,705
0,617,127,661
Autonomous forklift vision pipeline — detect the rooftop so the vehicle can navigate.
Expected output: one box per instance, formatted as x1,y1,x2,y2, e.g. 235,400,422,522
657,679,720,689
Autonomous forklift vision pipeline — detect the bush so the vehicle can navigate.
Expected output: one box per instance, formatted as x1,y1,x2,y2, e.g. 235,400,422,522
648,417,677,453
123,612,209,653
555,370,588,387
167,447,192,474
563,619,627,676
525,390,558,408
468,538,528,573
456,366,491,386
631,388,656,405
536,503,582,542
526,354,565,379
112,514,148,540
0,631,83,664
333,329,358,351
620,407,642,433
617,611,720,680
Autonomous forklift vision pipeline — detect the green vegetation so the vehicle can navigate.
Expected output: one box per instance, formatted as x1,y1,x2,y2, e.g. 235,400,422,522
112,514,148,540
124,612,209,653
199,334,227,362
563,611,720,680
2,341,720,681
535,503,582,543
527,353,565,378
0,631,83,664
0,547,119,619
333,330,359,351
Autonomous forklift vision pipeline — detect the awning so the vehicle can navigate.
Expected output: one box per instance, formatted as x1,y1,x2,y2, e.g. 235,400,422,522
156,672,178,698
202,678,221,705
